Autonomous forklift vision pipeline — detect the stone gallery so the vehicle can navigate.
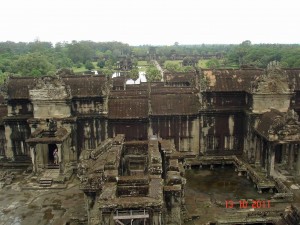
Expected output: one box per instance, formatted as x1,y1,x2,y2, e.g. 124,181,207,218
1,63,300,224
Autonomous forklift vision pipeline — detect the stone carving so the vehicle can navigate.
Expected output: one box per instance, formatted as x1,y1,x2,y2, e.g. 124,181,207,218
30,76,71,100
48,119,57,133
268,109,300,140
251,61,291,94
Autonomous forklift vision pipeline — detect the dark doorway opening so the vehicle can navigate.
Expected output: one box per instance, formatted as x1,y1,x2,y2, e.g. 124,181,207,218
275,145,282,164
48,144,57,164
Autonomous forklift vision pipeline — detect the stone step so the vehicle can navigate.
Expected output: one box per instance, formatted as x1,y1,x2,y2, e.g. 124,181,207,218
39,178,53,187
45,164,60,169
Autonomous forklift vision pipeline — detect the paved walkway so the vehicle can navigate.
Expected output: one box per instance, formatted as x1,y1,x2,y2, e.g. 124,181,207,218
152,60,164,81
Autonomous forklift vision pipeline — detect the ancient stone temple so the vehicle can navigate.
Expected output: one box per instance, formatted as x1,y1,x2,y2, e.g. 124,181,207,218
1,63,300,224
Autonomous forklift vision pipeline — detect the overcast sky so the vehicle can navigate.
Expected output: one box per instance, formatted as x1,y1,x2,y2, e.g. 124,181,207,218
1,0,299,45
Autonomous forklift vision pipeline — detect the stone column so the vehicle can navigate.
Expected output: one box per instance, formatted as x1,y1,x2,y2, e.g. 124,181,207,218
282,144,287,165
104,120,108,140
30,145,37,173
4,125,14,160
57,144,63,174
268,143,275,177
296,144,300,176
261,138,265,169
288,144,294,171
255,136,261,167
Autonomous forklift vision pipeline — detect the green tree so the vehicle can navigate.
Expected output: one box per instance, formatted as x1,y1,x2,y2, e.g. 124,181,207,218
85,61,95,70
128,68,139,81
97,60,105,68
67,41,94,64
145,66,161,82
165,62,181,72
206,58,220,69
98,68,114,76
12,52,55,76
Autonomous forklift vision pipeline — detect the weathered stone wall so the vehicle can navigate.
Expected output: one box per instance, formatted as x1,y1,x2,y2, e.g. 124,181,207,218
108,120,148,141
151,116,199,153
72,98,104,115
252,94,292,113
0,125,6,156
31,100,71,118
77,118,107,152
4,121,31,159
200,113,244,155
7,101,32,116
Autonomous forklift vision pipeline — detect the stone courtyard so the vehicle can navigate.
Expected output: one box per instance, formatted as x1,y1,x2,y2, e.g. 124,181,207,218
0,172,85,225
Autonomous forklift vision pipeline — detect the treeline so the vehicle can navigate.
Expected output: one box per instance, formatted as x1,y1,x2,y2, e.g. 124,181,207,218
0,40,299,82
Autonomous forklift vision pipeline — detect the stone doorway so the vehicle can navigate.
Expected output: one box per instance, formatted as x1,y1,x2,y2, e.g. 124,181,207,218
48,144,57,165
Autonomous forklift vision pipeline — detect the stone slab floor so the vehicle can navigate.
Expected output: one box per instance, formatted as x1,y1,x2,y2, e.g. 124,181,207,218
0,173,86,225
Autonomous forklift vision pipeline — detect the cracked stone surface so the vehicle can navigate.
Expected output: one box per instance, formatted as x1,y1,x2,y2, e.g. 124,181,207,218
0,174,86,225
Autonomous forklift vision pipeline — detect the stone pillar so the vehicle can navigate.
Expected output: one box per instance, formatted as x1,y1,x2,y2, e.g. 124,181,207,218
4,125,14,160
255,136,261,167
288,144,294,171
57,144,63,174
104,120,108,140
30,145,37,173
282,144,287,165
148,118,153,137
267,143,275,177
261,138,265,169
296,145,300,176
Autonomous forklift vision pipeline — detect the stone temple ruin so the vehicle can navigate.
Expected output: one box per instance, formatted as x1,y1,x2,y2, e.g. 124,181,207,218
1,63,300,224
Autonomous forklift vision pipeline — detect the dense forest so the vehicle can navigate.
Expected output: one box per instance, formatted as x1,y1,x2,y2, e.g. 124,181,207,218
0,40,300,83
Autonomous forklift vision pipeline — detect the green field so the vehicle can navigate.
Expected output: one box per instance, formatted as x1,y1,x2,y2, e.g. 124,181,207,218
163,60,182,68
137,61,149,72
198,59,209,68
72,62,100,73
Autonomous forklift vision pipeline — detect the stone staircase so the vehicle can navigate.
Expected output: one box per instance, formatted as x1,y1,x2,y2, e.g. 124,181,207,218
39,168,60,187
45,164,59,169
39,177,53,187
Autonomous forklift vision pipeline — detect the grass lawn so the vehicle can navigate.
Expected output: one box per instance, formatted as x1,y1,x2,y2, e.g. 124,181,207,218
198,59,209,68
72,62,101,73
137,61,148,66
164,60,182,67
138,61,149,72
72,65,87,73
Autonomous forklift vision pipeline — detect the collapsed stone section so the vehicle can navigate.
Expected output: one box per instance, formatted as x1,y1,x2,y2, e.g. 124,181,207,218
78,135,184,225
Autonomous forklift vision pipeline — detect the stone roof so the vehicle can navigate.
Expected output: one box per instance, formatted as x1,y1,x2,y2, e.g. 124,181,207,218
285,69,300,90
62,75,107,97
7,77,35,100
164,72,195,85
6,75,108,100
150,87,200,115
108,98,148,119
203,69,263,92
108,90,148,119
0,105,7,125
202,68,300,92
26,127,70,143
256,109,300,142
256,109,284,139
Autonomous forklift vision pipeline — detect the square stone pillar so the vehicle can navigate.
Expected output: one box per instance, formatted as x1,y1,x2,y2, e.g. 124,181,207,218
30,145,37,173
296,144,300,176
268,143,275,177
57,144,63,174
288,144,294,171
282,144,287,165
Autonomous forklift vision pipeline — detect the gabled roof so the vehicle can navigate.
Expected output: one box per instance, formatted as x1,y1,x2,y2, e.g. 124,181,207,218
109,90,148,119
203,69,263,92
150,87,200,115
7,77,35,100
256,109,300,142
62,75,107,97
